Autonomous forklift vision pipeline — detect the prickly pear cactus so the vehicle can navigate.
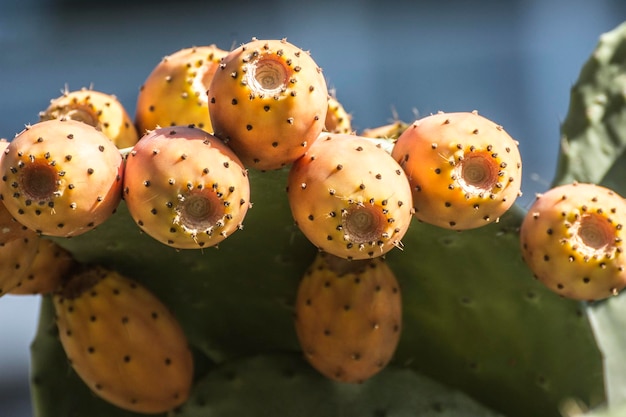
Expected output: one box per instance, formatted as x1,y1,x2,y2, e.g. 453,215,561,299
27,21,626,417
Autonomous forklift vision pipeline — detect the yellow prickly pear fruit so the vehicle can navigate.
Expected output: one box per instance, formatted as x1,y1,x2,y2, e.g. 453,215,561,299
294,252,402,383
325,94,352,134
40,87,139,148
9,238,76,295
53,265,194,413
135,45,228,135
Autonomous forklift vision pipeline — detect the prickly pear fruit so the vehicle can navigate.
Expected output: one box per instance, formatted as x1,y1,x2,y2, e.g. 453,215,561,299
391,111,522,230
325,94,352,134
361,120,410,140
208,37,328,170
294,252,402,383
135,45,228,135
520,182,626,301
0,119,124,237
40,87,139,148
287,132,413,260
0,229,40,296
53,265,194,414
9,238,76,295
123,125,251,249
0,140,35,244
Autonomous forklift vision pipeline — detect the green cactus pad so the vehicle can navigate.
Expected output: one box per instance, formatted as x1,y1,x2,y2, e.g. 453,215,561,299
176,352,505,417
553,20,626,413
553,21,626,188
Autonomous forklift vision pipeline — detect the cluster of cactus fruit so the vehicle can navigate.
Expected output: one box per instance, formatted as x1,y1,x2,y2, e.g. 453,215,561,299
2,23,626,416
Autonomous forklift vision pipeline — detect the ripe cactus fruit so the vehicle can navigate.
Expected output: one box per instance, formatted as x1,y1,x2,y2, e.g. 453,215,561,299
0,228,40,296
325,94,352,134
135,45,228,135
208,37,328,170
0,119,124,237
53,265,193,413
123,125,251,249
40,87,139,148
520,182,626,301
391,111,522,230
287,132,414,260
9,238,76,295
294,252,402,383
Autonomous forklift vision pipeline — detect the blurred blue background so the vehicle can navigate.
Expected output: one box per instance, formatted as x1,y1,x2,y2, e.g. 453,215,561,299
1,0,625,415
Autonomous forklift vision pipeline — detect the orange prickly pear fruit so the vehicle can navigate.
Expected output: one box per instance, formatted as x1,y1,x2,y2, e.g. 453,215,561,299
9,238,76,295
391,111,522,230
208,37,328,170
135,45,228,135
0,119,124,237
520,182,626,301
40,87,139,148
0,229,40,296
287,132,414,260
53,265,194,413
294,252,402,383
123,125,251,249
325,94,352,134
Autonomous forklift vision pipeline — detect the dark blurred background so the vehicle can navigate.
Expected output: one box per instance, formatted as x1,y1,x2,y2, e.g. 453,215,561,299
1,0,625,415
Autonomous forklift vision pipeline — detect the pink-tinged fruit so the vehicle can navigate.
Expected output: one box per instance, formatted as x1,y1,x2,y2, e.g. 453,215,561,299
208,37,328,170
391,111,522,230
294,252,402,383
287,132,414,260
0,119,124,237
520,182,626,301
135,45,228,135
123,125,251,249
53,265,193,413
40,87,139,148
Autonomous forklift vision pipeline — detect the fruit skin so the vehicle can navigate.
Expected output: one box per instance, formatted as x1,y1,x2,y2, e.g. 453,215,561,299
520,182,626,301
324,94,352,134
0,119,124,237
135,45,228,135
208,37,328,170
40,87,139,148
0,139,34,245
391,111,522,230
53,265,194,414
287,132,414,260
123,125,251,249
9,238,76,295
294,252,402,383
0,229,40,296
